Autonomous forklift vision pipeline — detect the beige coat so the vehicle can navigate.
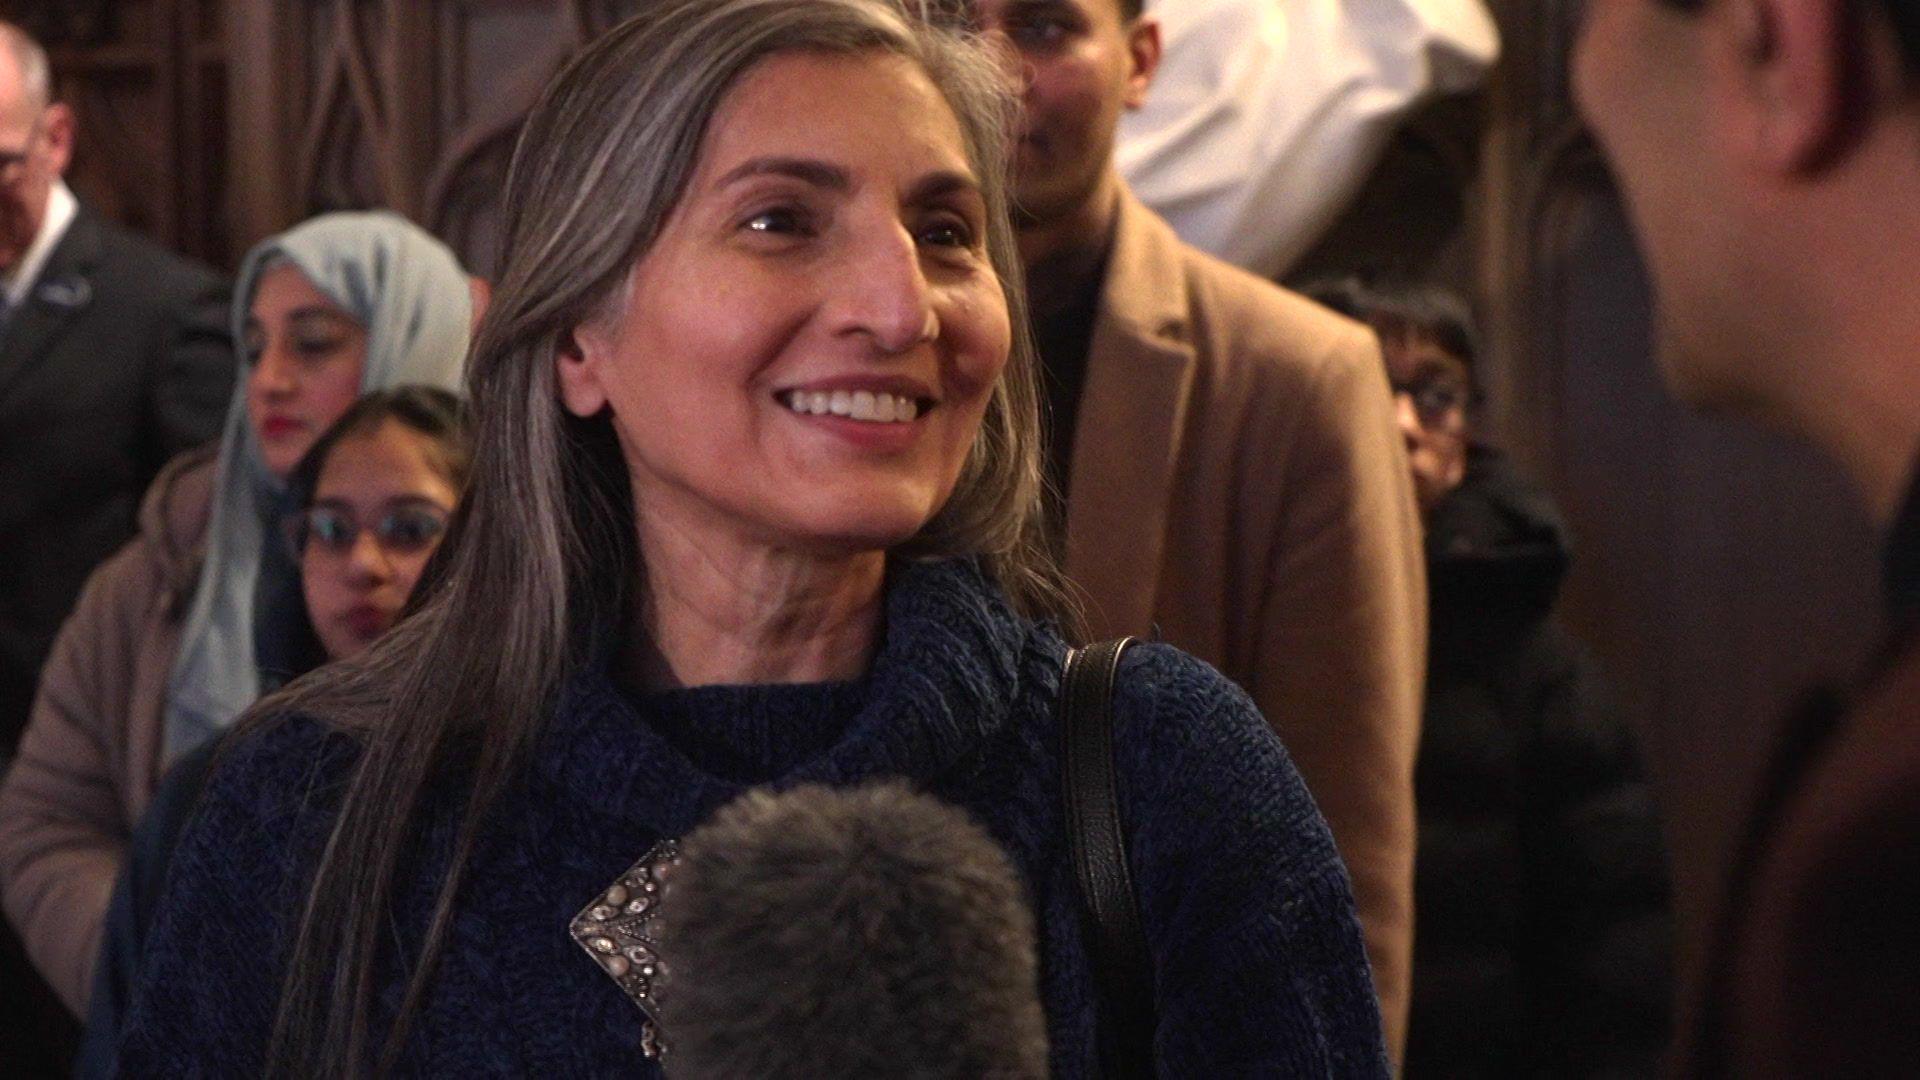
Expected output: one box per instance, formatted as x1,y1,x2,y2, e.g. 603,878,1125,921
1063,191,1426,1055
0,446,213,1014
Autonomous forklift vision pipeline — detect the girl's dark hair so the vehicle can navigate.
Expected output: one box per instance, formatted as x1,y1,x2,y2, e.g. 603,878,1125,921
287,386,475,510
269,386,475,679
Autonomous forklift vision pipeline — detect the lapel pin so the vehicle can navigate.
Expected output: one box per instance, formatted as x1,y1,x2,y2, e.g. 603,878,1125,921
37,276,91,310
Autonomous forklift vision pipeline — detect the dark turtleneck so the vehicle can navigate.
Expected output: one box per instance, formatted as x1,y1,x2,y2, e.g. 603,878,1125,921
116,558,1387,1077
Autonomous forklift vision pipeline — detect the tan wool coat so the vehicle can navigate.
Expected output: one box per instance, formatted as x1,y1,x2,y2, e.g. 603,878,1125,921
1062,191,1426,1055
0,446,214,1014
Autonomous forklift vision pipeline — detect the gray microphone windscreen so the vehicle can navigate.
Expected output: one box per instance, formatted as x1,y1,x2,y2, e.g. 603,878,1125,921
655,781,1049,1079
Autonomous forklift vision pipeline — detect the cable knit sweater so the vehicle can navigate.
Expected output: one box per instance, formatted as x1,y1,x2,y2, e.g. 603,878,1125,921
116,558,1386,1077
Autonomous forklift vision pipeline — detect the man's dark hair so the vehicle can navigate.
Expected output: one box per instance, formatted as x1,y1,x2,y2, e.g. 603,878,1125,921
1659,0,1920,74
1304,277,1480,374
926,1,1145,28
655,782,1050,1079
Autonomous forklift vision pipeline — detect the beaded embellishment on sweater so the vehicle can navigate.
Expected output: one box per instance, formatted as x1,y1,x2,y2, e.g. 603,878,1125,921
570,838,681,1060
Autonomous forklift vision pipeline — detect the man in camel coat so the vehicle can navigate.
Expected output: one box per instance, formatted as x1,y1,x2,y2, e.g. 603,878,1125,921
967,0,1428,1056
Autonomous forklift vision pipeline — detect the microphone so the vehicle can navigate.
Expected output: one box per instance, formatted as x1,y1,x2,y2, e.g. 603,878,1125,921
655,781,1049,1079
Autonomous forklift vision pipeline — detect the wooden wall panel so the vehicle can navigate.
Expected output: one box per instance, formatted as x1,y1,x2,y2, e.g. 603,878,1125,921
1,0,228,263
225,0,646,275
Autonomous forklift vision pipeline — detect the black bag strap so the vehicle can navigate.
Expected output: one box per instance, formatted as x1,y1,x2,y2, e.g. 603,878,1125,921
1059,637,1156,1078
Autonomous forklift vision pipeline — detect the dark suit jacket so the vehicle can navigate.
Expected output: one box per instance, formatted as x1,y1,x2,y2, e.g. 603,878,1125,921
1665,629,1920,1078
0,206,231,754
1671,458,1920,1077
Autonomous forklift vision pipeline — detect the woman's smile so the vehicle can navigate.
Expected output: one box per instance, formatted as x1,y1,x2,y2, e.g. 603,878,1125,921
558,48,1009,553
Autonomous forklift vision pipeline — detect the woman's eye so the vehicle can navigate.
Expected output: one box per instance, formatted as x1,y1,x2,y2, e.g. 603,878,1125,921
918,218,976,249
381,511,448,550
743,207,812,237
310,511,354,547
293,335,346,359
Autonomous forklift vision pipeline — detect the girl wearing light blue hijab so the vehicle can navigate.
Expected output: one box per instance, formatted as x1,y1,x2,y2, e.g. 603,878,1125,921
166,212,474,762
0,210,474,1014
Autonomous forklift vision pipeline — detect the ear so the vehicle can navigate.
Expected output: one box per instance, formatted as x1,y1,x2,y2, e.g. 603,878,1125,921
466,276,492,332
555,319,612,418
1122,15,1162,110
41,102,74,175
1724,0,1858,173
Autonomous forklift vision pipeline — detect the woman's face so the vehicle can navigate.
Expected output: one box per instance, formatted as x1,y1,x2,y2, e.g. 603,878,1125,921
558,49,1011,558
245,263,369,478
298,420,457,661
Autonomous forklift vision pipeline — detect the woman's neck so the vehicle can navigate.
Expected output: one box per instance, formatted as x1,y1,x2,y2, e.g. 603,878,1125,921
624,513,887,691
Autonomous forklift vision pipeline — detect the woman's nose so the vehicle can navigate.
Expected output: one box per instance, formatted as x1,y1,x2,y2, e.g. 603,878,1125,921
835,224,938,355
343,531,394,584
250,347,298,398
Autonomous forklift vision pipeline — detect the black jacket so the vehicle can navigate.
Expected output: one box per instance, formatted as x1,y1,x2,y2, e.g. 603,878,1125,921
1406,448,1672,1078
0,206,231,754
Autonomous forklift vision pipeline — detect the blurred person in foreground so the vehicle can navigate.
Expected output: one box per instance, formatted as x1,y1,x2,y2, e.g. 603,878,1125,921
1573,0,1920,1071
955,0,1428,1052
1314,278,1673,1077
655,782,1048,1079
0,211,473,1017
112,1,1385,1074
76,386,472,1079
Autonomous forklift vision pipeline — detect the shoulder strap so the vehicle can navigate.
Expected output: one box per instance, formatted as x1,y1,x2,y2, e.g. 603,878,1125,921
1060,637,1156,1078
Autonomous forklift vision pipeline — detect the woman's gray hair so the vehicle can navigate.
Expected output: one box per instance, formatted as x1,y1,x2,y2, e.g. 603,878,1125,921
257,3,1068,1074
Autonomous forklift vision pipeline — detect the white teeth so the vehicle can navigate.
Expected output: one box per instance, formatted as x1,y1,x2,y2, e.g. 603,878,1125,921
781,389,923,423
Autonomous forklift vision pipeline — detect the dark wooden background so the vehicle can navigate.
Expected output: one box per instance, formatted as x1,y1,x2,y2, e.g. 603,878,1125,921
6,0,1883,1005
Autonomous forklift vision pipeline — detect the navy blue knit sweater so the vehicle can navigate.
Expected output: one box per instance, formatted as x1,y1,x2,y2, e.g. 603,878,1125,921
116,559,1386,1076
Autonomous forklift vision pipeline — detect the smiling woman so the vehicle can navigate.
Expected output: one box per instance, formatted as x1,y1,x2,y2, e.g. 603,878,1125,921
556,48,1016,664
114,2,1387,1076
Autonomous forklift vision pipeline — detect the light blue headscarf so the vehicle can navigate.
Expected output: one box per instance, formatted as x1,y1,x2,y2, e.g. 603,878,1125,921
163,211,473,764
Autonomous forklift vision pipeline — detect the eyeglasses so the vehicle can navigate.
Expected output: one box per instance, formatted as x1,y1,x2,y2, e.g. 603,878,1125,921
284,504,449,559
1390,374,1471,428
0,113,45,186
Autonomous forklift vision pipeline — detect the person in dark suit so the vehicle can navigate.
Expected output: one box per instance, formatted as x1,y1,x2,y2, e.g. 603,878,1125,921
0,21,231,758
0,19,228,1074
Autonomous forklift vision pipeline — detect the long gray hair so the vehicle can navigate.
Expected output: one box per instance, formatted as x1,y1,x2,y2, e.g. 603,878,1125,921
257,1,1066,1073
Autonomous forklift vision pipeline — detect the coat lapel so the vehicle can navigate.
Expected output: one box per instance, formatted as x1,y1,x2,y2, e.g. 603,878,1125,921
0,208,101,408
1063,191,1197,639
